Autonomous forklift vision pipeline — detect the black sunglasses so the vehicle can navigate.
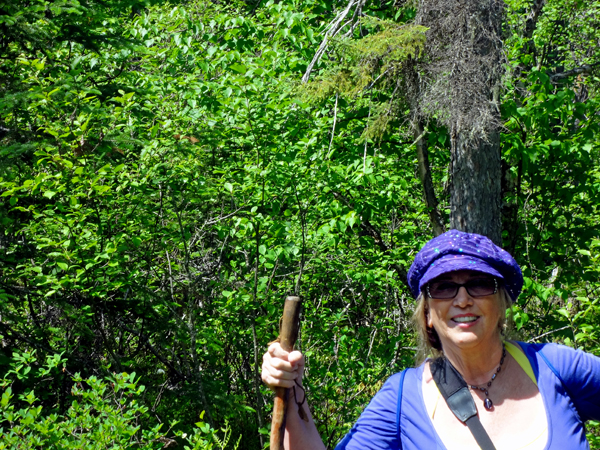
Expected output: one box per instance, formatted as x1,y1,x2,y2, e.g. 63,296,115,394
427,277,498,299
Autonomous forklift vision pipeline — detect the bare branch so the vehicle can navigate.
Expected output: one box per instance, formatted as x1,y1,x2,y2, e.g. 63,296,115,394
528,325,571,342
550,63,600,81
328,93,339,156
331,191,409,287
302,0,365,83
413,120,445,236
524,0,547,40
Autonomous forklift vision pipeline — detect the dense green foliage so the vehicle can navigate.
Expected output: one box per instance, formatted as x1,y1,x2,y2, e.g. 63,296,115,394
1,0,599,448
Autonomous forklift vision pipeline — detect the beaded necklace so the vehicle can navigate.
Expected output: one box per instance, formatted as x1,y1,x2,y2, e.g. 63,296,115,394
468,345,506,411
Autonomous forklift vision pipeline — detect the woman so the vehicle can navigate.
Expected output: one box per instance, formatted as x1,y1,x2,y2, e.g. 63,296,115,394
262,230,600,449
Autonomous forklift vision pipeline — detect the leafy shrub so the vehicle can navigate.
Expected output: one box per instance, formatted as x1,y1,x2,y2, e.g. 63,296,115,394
0,350,166,449
0,350,240,450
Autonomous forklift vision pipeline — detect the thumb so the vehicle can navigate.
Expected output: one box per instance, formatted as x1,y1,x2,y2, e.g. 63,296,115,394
288,351,305,370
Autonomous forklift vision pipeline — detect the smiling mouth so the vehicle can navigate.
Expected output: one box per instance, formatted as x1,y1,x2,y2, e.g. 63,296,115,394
452,316,479,323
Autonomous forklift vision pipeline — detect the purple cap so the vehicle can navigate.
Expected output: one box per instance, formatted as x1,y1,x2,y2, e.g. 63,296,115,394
407,230,523,302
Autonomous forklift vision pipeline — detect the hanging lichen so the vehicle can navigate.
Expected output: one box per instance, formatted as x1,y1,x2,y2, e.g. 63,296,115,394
414,0,506,142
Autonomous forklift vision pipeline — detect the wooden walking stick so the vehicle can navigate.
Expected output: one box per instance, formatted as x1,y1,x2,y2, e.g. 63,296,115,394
270,295,302,450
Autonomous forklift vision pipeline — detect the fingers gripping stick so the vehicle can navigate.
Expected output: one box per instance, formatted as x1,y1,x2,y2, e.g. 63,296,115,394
270,296,302,450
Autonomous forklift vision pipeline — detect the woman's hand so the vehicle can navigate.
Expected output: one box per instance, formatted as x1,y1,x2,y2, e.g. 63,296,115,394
262,342,305,389
261,342,326,450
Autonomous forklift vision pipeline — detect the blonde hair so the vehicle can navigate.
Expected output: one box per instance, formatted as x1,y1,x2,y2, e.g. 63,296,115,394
411,286,512,364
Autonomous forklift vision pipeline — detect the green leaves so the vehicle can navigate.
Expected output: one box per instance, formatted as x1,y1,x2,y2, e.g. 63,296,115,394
0,351,168,449
1,0,600,448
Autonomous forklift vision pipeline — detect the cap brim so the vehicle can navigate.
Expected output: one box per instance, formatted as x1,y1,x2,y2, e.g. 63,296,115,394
418,254,504,294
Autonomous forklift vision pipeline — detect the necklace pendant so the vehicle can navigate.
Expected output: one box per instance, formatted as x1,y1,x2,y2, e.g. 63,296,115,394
484,398,493,411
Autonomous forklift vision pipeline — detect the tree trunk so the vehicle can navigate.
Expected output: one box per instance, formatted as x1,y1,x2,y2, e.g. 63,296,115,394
415,0,505,244
449,129,502,245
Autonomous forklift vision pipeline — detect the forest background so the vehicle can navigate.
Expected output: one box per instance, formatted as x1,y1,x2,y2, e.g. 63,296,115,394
1,0,599,448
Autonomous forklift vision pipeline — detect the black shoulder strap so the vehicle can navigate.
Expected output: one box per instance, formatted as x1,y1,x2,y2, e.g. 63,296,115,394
431,358,496,450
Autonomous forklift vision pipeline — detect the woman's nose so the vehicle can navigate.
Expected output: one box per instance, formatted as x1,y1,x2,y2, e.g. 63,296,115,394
453,286,473,307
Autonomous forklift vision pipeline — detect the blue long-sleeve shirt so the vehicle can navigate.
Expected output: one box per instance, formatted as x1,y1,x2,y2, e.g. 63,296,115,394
335,342,600,449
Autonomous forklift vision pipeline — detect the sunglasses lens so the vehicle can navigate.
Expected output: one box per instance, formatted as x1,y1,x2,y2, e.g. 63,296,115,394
466,278,496,296
428,281,458,299
427,278,497,298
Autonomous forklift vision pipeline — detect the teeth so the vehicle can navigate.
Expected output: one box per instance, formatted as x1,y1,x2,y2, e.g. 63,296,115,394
453,316,477,323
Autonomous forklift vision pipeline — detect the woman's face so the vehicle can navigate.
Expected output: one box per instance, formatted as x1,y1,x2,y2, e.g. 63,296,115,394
426,270,503,352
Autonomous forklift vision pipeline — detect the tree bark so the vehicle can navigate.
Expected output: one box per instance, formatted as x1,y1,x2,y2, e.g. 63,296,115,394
449,128,502,246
